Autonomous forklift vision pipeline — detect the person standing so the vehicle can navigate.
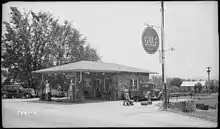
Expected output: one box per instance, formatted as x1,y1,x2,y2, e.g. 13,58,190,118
45,80,51,101
69,80,72,100
69,79,76,100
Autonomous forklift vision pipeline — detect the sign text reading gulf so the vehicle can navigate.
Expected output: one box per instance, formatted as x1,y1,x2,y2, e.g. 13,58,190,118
143,36,159,47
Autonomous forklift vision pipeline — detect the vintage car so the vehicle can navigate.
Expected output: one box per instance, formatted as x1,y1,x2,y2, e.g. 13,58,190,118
1,84,37,99
130,82,163,101
51,88,65,98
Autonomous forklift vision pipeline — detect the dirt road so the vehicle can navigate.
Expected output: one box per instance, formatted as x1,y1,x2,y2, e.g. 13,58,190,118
2,98,217,127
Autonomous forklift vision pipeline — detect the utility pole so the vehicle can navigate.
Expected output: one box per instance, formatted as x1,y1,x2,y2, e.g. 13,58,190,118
143,1,169,109
161,1,167,109
206,67,211,93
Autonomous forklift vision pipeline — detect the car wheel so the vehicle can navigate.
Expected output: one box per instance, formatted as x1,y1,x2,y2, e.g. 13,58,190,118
2,93,7,99
24,93,31,99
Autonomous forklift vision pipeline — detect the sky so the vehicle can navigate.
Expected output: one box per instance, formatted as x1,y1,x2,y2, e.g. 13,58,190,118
2,1,219,80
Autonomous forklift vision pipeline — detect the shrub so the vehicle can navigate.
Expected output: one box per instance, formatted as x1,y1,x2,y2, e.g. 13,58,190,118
170,86,179,93
194,82,203,93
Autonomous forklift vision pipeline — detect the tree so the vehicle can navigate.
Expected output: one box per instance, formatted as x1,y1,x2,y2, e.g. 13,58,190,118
210,84,215,93
1,69,8,85
194,82,203,93
209,80,219,93
2,7,101,89
169,78,183,87
170,86,179,93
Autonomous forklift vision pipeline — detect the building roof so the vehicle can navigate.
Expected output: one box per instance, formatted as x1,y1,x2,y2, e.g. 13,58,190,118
197,80,207,86
32,60,157,74
181,80,207,87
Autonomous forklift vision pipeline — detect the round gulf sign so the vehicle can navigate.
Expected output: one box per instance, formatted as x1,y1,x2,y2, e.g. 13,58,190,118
141,27,160,54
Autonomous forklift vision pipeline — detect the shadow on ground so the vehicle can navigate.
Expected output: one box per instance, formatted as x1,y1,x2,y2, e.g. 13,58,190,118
24,98,112,105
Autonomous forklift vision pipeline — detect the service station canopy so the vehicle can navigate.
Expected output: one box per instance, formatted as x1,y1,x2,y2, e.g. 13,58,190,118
32,60,157,74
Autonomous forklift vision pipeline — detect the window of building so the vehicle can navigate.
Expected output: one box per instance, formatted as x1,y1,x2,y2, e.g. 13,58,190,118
84,78,91,88
131,78,139,91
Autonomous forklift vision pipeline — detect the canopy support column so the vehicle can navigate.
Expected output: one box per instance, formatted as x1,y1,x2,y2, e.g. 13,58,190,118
74,73,77,100
116,75,118,100
79,72,84,101
39,73,44,101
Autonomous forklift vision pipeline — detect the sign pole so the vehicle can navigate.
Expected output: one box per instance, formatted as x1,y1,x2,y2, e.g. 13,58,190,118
161,1,167,109
141,1,161,106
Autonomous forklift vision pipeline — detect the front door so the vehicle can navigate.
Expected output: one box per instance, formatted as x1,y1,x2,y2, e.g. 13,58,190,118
94,79,101,97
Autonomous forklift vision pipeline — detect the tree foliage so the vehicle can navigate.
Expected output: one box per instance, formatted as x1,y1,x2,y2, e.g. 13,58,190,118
209,80,219,93
1,69,8,84
194,82,203,93
1,7,101,88
169,86,179,93
169,77,183,87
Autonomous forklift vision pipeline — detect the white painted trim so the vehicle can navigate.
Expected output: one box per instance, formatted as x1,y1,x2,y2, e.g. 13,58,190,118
132,78,139,91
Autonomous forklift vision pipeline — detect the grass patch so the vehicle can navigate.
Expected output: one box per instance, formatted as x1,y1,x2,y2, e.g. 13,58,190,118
166,93,218,123
193,93,218,108
167,108,218,123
